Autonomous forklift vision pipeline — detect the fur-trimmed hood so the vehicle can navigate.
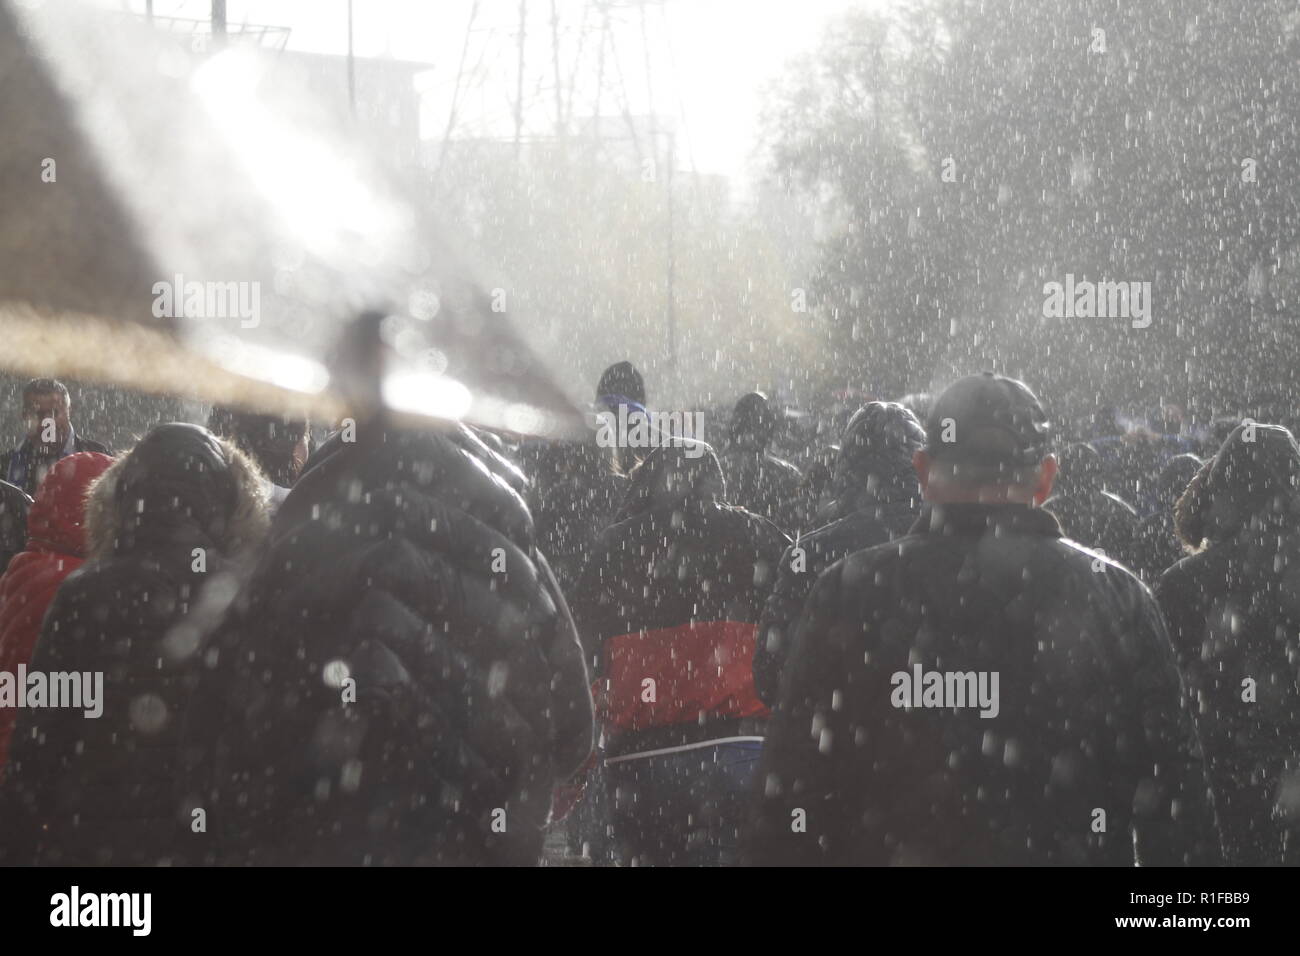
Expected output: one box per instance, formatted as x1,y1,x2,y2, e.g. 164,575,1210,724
84,423,270,563
1174,422,1300,551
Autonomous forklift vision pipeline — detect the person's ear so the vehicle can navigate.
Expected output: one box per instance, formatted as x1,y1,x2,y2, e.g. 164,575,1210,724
1033,454,1059,505
913,449,932,497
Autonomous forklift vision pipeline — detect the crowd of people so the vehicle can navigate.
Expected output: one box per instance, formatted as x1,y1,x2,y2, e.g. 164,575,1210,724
0,366,1296,866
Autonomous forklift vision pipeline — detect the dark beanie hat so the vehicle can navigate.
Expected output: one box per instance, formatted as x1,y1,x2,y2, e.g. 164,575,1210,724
596,361,646,407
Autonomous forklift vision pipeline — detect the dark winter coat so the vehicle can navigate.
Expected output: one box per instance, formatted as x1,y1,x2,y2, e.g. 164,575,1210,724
719,445,804,536
1,432,113,497
747,502,1220,866
0,452,113,774
754,402,923,706
1157,520,1300,865
0,479,30,575
1045,487,1141,569
0,424,268,865
1155,424,1300,864
570,441,789,760
178,422,594,866
754,498,916,708
520,438,627,594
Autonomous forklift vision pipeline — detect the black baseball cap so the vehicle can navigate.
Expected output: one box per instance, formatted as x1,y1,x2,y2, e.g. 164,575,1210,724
924,372,1051,467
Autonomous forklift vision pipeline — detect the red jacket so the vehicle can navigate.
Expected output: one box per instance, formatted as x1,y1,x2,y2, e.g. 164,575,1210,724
0,452,113,772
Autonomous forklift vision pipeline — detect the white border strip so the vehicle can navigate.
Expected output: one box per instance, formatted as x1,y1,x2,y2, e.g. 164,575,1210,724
604,736,765,765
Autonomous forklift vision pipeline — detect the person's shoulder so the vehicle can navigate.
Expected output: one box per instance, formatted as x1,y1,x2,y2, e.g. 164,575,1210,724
74,436,113,456
765,453,803,479
802,509,896,556
1053,534,1144,581
821,533,913,588
709,502,781,548
1154,547,1208,593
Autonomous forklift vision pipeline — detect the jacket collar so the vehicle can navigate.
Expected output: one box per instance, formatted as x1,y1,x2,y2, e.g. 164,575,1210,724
910,502,1062,538
17,425,76,458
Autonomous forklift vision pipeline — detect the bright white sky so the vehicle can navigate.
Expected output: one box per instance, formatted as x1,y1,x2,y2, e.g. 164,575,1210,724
109,0,874,184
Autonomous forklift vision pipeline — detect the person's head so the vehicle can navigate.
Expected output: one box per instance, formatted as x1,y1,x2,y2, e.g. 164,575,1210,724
20,378,72,450
730,392,779,452
829,401,925,506
86,422,269,561
596,361,646,409
913,372,1056,506
1174,422,1300,551
616,438,724,521
1155,453,1203,512
207,406,310,487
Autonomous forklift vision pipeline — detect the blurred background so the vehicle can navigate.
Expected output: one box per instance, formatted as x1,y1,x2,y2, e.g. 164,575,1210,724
6,0,1300,442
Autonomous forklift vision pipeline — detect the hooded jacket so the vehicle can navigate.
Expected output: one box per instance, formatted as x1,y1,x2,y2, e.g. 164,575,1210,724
1156,424,1300,864
748,502,1219,866
0,424,268,866
177,422,594,866
0,451,113,773
754,403,924,706
719,393,804,535
570,440,789,761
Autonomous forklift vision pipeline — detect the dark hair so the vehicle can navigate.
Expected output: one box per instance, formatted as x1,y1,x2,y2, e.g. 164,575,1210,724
22,378,69,407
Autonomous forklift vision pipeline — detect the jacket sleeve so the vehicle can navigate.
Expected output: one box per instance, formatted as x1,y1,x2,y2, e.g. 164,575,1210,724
745,558,857,866
754,540,812,707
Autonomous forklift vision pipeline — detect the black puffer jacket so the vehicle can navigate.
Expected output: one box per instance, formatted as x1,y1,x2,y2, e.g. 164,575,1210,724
570,440,789,759
1156,424,1300,864
748,503,1219,866
180,422,593,866
0,423,268,866
754,403,923,706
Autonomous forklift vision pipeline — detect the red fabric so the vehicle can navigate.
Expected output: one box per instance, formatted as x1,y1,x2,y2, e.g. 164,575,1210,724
0,452,112,773
602,621,770,733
